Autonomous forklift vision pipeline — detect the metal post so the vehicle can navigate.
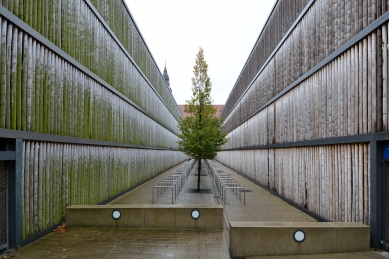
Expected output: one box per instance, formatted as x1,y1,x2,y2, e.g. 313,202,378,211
6,139,23,249
370,140,383,249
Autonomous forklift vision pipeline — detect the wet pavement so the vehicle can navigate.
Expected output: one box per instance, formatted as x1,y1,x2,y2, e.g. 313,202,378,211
109,160,218,205
8,160,387,259
10,228,229,259
208,162,315,223
245,252,389,259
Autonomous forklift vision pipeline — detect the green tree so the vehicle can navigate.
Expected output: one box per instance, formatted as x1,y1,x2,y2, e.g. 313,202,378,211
177,47,228,191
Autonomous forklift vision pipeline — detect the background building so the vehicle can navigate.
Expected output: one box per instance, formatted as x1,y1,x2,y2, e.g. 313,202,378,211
178,104,224,118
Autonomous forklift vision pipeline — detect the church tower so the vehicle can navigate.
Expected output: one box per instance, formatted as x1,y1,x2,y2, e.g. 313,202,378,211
163,62,171,92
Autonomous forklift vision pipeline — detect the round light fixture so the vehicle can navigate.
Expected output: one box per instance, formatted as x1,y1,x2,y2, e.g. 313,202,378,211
112,210,121,220
191,209,200,219
293,230,306,242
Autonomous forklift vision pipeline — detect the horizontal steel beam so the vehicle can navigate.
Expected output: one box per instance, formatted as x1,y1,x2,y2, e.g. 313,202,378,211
0,128,178,151
0,151,15,160
221,132,389,151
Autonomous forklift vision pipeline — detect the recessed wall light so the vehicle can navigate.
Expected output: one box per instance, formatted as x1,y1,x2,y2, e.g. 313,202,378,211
293,230,305,242
191,209,200,219
112,210,121,220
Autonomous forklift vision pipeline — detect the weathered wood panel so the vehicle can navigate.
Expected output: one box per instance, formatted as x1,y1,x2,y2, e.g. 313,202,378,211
223,24,385,150
21,140,186,238
222,0,387,132
0,0,181,122
0,0,187,242
0,16,179,148
216,143,371,224
222,0,310,119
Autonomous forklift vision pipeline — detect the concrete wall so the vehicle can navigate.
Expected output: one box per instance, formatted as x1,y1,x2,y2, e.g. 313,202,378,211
229,221,369,257
66,205,224,230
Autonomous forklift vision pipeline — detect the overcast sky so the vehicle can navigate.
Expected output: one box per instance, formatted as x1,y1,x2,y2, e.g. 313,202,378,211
124,0,276,105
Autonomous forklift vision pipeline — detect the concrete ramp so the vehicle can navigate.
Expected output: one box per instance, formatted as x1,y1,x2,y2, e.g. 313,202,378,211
66,204,224,230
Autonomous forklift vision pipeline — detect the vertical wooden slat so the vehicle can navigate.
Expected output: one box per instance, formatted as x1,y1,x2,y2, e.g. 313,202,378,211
339,54,344,136
362,39,368,134
347,49,351,136
44,142,49,228
346,145,352,222
39,142,45,229
11,28,20,130
28,141,34,235
376,27,383,132
334,145,337,221
23,141,29,238
363,144,369,224
354,42,360,135
33,142,39,232
350,47,355,136
5,22,12,129
368,35,374,132
353,143,358,222
0,18,6,128
358,143,363,223
328,145,333,221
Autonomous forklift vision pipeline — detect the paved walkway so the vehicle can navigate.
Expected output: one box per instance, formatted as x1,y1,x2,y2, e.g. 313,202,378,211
8,160,388,259
109,160,314,224
10,228,229,259
109,161,218,205
208,161,315,223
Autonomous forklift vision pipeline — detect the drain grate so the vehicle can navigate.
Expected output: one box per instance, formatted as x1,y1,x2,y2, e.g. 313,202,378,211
186,188,213,194
239,189,252,192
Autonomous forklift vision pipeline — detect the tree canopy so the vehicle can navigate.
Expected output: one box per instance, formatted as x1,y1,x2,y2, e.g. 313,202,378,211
177,47,228,190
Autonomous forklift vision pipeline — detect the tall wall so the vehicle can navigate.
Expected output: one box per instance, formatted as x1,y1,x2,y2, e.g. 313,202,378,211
220,0,310,121
0,0,186,246
21,141,184,239
217,0,389,248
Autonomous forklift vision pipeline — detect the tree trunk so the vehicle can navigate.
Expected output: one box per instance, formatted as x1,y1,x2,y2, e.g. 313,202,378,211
197,159,201,192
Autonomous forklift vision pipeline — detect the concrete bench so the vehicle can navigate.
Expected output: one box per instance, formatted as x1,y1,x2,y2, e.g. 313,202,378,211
228,221,369,257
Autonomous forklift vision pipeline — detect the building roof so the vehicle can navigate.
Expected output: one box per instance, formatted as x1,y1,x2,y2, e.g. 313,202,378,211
178,104,224,118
